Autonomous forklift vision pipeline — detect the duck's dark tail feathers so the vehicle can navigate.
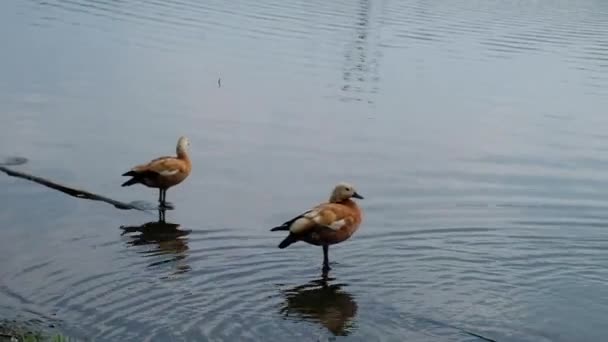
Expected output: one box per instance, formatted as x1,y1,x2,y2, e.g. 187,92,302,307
270,225,289,232
121,177,139,187
270,213,305,232
121,171,140,187
278,233,298,249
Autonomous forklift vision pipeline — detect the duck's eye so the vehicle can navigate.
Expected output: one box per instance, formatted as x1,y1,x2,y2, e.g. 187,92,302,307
345,188,350,191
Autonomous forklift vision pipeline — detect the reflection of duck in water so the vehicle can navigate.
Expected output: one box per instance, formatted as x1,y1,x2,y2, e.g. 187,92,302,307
120,209,191,273
280,275,358,336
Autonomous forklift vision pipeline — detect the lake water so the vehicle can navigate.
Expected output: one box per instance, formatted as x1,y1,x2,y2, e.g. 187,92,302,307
1,0,608,341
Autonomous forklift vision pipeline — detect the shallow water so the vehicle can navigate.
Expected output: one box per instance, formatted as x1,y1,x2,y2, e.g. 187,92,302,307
1,0,608,341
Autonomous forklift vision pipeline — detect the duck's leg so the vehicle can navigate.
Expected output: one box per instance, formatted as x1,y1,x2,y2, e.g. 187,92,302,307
322,245,331,272
160,189,168,206
158,189,168,210
158,208,166,222
162,189,175,209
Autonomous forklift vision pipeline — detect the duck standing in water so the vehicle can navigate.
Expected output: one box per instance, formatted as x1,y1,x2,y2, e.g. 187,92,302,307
271,183,364,272
121,136,191,208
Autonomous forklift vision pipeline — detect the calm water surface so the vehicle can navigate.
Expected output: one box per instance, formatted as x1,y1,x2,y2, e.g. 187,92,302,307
2,0,608,341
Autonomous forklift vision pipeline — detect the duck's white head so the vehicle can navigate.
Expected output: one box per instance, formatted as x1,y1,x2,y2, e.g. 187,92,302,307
176,136,190,154
329,182,364,203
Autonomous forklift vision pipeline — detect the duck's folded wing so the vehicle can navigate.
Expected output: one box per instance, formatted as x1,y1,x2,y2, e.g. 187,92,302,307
289,204,355,234
133,157,186,176
270,209,313,231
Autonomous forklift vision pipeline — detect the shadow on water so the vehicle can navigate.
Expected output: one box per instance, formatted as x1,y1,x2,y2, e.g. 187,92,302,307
279,273,358,336
120,209,192,275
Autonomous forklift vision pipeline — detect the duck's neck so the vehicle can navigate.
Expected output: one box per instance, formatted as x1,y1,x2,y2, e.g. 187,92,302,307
330,198,357,207
177,148,190,163
343,199,358,208
329,194,340,203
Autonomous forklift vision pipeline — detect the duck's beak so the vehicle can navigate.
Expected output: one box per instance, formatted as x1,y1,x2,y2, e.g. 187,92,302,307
352,192,364,199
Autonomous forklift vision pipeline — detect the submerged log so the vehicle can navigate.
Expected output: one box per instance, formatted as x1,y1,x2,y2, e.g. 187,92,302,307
0,165,153,211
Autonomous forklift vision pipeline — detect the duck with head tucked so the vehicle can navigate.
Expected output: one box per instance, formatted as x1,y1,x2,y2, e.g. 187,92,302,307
121,136,191,208
271,182,364,272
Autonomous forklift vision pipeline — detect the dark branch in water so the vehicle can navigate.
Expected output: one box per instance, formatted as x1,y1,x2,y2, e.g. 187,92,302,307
429,318,497,342
410,315,497,342
0,166,149,211
461,330,497,342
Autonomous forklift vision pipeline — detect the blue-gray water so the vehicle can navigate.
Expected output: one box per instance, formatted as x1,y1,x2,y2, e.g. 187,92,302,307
1,0,608,341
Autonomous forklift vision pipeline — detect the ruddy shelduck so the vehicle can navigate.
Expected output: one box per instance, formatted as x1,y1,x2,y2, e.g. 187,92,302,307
271,182,364,272
121,136,191,207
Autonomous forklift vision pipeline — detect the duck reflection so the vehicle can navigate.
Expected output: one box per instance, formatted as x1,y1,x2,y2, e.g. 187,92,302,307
120,209,191,274
280,274,358,336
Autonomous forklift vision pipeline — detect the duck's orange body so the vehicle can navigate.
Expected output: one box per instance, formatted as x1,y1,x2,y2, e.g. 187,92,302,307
271,183,364,272
294,200,362,247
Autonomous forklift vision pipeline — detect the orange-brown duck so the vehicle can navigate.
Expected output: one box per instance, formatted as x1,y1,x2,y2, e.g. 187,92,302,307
121,136,191,207
271,182,364,272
